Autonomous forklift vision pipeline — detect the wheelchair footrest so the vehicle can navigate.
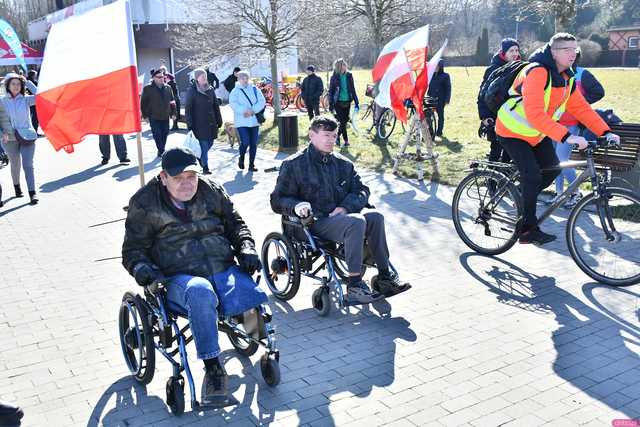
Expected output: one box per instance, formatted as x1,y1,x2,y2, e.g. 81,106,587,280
380,284,412,298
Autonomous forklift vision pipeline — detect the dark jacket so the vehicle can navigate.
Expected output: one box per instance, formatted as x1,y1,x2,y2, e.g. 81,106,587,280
477,52,508,120
122,176,255,279
301,73,324,102
223,74,237,93
270,144,370,218
140,82,175,120
427,61,451,106
185,82,223,141
328,72,359,110
207,70,220,89
575,68,604,104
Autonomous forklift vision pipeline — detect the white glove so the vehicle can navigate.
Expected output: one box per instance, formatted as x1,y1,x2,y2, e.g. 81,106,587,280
605,132,621,146
567,135,588,150
294,202,311,218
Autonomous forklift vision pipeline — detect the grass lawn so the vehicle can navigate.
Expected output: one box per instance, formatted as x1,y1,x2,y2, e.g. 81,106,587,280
255,67,640,186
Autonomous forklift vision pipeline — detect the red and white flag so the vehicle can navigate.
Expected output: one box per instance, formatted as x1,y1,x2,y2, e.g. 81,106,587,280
36,0,141,153
373,25,447,123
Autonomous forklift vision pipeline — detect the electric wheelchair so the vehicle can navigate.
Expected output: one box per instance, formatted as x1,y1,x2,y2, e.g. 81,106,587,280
261,212,407,316
118,277,280,416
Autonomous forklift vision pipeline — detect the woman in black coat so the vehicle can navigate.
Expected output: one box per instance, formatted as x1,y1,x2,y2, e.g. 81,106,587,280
328,58,359,147
185,68,223,174
426,60,451,137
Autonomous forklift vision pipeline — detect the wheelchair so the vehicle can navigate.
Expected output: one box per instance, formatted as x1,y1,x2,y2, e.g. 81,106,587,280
260,214,402,316
117,277,280,416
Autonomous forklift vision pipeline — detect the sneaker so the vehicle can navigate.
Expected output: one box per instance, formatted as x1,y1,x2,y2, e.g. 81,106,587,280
201,363,232,408
344,141,350,147
563,192,582,209
100,158,109,165
519,227,556,246
374,271,411,297
238,159,244,170
0,400,24,425
202,168,212,175
248,165,258,172
120,158,131,164
542,192,558,205
346,280,383,304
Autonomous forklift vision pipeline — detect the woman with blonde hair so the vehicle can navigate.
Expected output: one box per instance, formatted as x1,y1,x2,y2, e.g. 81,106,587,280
328,58,359,147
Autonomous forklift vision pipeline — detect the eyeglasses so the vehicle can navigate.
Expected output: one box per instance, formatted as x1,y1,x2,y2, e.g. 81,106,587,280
552,47,579,54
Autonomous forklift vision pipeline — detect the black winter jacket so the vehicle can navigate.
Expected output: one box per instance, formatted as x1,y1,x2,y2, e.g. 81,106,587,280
185,83,223,141
141,82,175,121
477,52,507,120
427,61,451,106
328,72,359,110
122,177,255,279
207,71,220,89
270,144,370,217
301,74,324,102
223,74,237,93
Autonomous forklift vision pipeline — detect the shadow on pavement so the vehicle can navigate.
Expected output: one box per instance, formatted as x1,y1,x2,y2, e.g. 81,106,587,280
0,199,32,217
112,157,161,182
459,252,640,419
223,171,259,195
39,164,121,193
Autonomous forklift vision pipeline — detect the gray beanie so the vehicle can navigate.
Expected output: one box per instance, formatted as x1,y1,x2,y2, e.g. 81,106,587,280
193,68,206,81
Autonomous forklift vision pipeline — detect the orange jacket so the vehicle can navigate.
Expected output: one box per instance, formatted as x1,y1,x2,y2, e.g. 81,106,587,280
496,66,609,146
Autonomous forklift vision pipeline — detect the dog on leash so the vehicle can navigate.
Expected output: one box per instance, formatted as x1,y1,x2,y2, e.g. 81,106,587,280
224,122,239,148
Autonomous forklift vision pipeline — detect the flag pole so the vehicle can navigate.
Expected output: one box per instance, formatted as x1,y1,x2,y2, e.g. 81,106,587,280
136,131,145,187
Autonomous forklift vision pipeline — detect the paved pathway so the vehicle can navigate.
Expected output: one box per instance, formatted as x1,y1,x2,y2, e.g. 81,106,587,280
0,127,639,427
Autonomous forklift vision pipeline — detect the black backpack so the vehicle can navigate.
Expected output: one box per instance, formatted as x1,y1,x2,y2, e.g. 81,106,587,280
480,60,538,114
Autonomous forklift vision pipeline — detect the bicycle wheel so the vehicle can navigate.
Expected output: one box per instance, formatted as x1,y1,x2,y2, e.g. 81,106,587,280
295,95,306,111
279,93,289,110
377,109,397,140
361,102,373,121
427,110,437,139
452,170,522,255
321,93,329,111
566,187,640,286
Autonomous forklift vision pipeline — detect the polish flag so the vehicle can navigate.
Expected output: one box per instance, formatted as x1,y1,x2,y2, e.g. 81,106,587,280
373,25,447,123
36,0,141,153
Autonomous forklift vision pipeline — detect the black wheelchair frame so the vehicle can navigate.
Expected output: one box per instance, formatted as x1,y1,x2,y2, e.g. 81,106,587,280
118,278,280,416
261,215,398,316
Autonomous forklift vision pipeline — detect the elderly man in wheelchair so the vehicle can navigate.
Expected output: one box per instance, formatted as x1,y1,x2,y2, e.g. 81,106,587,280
269,115,411,306
122,147,274,411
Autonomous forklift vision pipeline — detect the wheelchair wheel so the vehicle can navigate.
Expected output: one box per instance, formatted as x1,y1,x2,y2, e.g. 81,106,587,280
312,286,331,316
226,326,259,357
260,353,281,386
261,232,300,300
119,292,155,385
166,376,185,416
330,244,366,281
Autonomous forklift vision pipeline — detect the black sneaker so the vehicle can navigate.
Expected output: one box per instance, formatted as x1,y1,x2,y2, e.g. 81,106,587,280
202,168,212,175
374,271,411,297
120,158,131,164
201,363,234,408
346,280,383,304
0,400,24,425
519,227,556,246
100,158,109,165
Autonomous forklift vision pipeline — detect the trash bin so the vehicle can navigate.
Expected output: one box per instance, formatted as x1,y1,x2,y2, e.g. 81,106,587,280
278,112,298,150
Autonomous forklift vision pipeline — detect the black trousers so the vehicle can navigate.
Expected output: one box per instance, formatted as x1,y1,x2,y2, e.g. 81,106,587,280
435,103,445,136
498,136,560,230
306,98,320,121
487,127,510,163
334,101,351,142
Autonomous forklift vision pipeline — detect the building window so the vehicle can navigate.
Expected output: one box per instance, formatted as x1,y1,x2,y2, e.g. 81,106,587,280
630,37,639,49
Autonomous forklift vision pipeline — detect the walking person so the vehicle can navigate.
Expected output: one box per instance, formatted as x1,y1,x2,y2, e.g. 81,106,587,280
141,68,176,157
185,68,223,175
27,70,39,134
550,51,604,208
99,134,130,165
223,67,241,93
0,73,40,205
160,65,181,131
229,70,266,172
477,38,521,163
328,58,359,147
426,59,451,138
205,66,220,90
301,65,324,120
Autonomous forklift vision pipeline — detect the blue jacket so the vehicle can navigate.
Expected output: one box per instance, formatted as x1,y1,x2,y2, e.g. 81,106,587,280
229,82,266,128
0,80,38,142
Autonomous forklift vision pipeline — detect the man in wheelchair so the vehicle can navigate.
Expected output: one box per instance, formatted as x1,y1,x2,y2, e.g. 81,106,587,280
270,115,410,305
122,147,266,408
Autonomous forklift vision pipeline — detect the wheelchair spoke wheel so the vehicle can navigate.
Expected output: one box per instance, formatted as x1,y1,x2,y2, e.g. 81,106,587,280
226,318,259,357
567,188,640,286
261,232,300,300
330,243,366,281
452,170,522,255
119,292,155,385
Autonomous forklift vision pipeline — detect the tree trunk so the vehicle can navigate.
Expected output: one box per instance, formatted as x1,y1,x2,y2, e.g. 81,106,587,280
270,50,282,119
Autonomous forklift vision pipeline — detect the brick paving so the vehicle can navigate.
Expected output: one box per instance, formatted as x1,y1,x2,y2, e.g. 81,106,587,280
1,123,639,426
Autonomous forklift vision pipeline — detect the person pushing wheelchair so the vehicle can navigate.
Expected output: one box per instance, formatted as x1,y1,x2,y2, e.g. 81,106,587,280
270,115,410,305
122,147,267,408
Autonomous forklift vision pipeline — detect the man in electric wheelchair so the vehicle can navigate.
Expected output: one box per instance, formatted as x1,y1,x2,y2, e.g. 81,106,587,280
122,147,268,408
270,115,411,305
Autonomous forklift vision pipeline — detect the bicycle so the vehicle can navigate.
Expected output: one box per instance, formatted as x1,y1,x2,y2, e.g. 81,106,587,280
404,96,439,140
255,79,289,110
451,136,640,286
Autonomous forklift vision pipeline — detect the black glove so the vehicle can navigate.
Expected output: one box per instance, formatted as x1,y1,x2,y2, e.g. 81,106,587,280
133,263,162,287
238,242,262,274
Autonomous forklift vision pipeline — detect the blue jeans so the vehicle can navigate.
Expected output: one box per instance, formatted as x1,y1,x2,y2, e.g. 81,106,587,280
553,125,580,194
149,119,170,155
198,139,213,170
237,126,259,166
99,135,127,161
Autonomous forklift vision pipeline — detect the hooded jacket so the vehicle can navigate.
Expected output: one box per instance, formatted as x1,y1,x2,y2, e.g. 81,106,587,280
270,143,370,218
495,44,609,146
228,82,267,128
427,60,451,105
477,52,508,120
185,81,223,141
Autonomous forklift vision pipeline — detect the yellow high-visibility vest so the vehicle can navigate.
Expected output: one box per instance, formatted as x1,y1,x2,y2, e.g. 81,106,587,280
497,64,575,138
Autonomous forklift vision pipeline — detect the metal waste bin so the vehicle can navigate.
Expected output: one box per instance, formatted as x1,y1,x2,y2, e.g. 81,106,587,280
278,112,298,150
